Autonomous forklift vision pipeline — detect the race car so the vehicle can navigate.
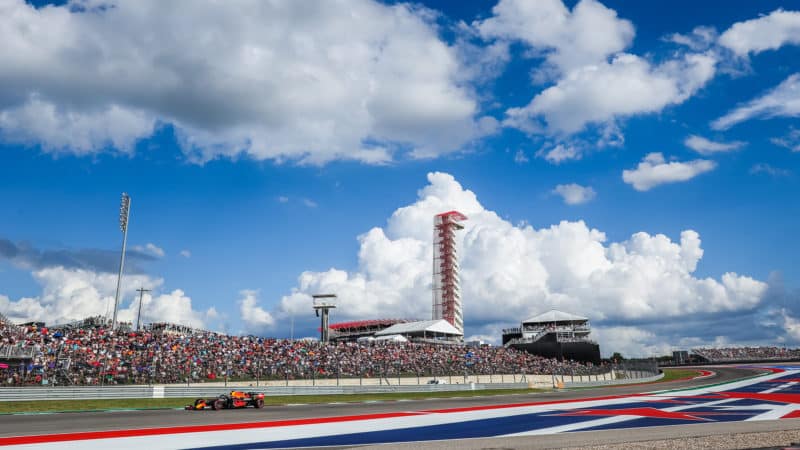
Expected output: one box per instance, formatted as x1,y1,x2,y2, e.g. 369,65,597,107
185,391,265,410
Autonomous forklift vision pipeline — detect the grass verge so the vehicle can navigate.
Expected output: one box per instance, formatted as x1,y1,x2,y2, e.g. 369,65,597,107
659,368,704,382
0,388,544,414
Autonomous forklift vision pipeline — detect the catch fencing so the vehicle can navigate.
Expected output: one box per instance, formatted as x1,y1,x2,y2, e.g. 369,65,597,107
0,383,528,402
0,361,662,401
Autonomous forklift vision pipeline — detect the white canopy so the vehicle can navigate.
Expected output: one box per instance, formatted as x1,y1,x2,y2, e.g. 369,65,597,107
522,310,588,324
373,334,408,342
375,319,463,337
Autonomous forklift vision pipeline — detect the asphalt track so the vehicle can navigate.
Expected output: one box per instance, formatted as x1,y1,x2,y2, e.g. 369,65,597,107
3,366,798,449
0,366,749,437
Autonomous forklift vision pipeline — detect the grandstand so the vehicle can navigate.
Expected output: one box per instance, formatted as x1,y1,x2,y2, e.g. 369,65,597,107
1,314,601,386
502,310,601,364
50,315,111,330
145,322,217,336
693,346,800,363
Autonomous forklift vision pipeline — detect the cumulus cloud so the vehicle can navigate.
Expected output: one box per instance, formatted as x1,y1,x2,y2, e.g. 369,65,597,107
0,266,215,328
712,74,800,130
719,9,800,56
475,0,634,75
782,310,800,341
475,0,717,153
684,135,745,155
131,243,165,258
278,172,767,355
513,149,529,164
505,52,717,135
179,250,191,258
0,0,487,164
592,326,672,358
238,290,275,333
552,184,596,205
622,152,716,191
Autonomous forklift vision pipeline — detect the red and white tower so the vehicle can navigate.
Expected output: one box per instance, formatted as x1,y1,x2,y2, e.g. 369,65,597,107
432,211,467,335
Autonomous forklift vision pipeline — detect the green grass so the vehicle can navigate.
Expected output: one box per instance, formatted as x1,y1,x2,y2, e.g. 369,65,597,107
0,388,544,414
659,368,703,382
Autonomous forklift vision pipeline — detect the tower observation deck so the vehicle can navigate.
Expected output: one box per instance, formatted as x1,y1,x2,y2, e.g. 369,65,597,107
432,211,467,335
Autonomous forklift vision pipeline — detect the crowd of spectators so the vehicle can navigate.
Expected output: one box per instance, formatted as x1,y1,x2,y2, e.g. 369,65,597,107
693,346,800,363
0,320,597,386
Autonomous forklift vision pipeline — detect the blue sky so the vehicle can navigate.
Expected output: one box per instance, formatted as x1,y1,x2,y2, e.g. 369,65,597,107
1,0,799,356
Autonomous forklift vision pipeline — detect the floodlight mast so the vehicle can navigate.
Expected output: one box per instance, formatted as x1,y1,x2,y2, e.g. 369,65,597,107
312,294,337,343
111,193,131,331
135,286,151,331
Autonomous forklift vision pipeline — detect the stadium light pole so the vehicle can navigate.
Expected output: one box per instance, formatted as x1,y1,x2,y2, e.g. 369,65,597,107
111,193,131,331
135,286,151,331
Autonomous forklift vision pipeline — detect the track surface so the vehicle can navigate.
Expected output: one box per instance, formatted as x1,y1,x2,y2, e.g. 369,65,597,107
0,367,747,437
3,366,795,449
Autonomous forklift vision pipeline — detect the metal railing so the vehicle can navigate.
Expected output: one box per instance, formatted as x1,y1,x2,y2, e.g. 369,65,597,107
0,365,663,402
0,345,35,359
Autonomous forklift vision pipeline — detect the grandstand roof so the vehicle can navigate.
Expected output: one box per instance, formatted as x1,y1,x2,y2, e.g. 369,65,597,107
375,319,462,337
523,310,588,324
374,334,408,342
329,319,407,330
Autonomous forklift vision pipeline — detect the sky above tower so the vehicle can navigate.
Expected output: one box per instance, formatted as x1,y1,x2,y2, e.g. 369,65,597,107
1,0,799,356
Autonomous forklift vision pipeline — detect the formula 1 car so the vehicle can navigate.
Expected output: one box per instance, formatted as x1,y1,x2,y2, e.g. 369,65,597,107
185,391,265,410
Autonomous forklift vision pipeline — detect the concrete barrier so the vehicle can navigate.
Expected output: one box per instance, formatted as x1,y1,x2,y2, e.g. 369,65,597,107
0,383,529,401
0,371,660,401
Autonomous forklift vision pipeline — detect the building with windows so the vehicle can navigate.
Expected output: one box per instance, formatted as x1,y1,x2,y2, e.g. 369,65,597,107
502,310,600,364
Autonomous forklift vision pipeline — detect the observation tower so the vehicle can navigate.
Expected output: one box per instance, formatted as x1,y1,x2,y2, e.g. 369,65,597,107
432,211,467,335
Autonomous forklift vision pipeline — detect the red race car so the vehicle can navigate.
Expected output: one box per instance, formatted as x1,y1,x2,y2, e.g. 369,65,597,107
186,391,265,410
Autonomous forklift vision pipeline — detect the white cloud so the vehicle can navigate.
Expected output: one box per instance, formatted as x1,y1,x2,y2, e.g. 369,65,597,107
475,0,716,151
0,266,214,328
622,152,716,191
277,196,289,204
712,74,800,130
0,0,487,164
592,326,672,358
750,163,791,177
303,199,318,208
132,243,165,258
684,135,745,155
552,183,596,205
0,99,154,155
719,9,800,56
475,0,634,75
179,250,191,258
537,144,581,164
782,309,800,341
667,26,718,51
238,290,275,333
513,149,529,164
506,52,717,134
279,172,766,355
771,128,800,152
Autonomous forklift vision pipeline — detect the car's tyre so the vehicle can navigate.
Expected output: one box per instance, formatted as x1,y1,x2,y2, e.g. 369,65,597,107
212,398,225,410
254,398,264,408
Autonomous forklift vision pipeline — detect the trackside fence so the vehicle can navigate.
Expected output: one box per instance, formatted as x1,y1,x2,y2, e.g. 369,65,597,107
0,383,526,401
0,362,662,401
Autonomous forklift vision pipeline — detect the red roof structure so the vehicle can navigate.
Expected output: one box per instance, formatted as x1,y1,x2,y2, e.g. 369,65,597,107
328,319,409,330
